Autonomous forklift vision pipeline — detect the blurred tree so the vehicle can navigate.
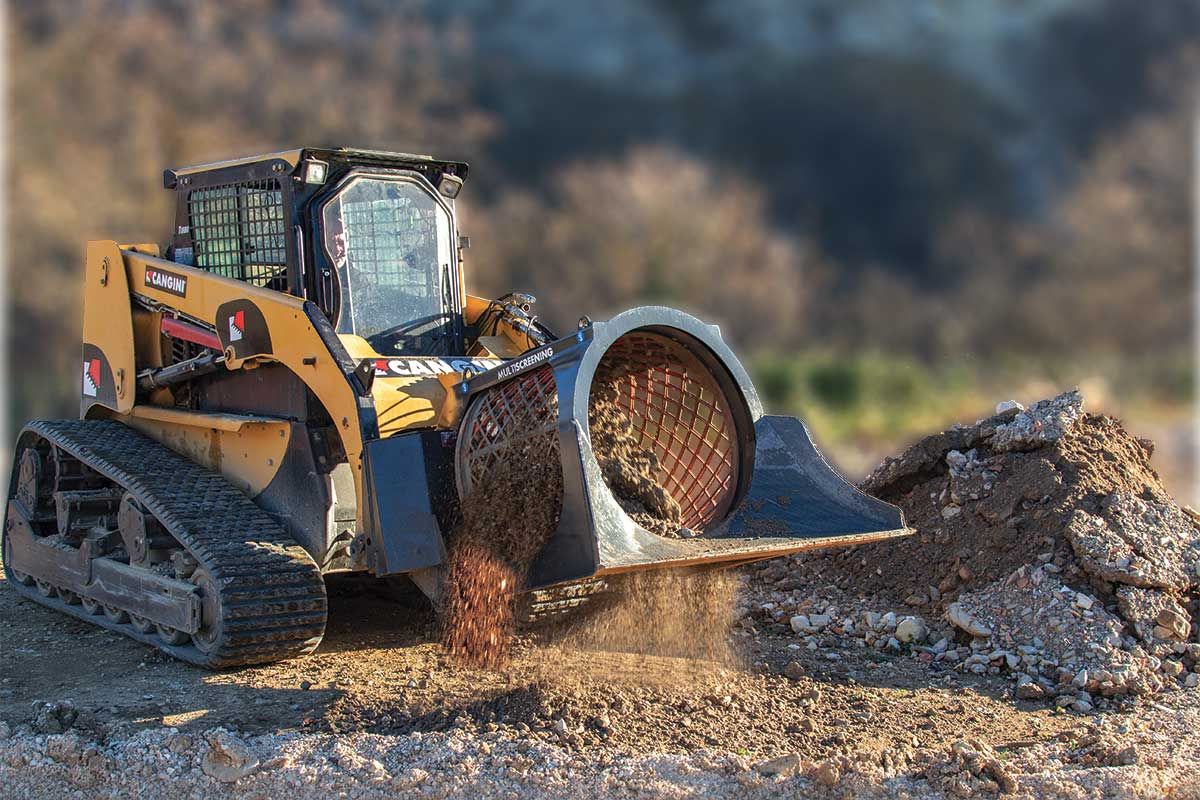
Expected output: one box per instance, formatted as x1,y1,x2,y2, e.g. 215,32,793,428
478,51,1020,284
1024,84,1193,356
466,147,819,351
1028,0,1200,166
942,47,1196,362
710,54,1019,283
5,0,1196,434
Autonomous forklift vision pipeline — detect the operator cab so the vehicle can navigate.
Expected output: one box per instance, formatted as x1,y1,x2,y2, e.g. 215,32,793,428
163,147,471,358
320,173,458,357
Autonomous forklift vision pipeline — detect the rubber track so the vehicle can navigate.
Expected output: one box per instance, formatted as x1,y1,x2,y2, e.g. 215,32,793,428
5,420,327,668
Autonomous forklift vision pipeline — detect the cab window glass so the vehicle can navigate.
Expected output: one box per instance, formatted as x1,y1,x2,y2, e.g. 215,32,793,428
322,177,456,355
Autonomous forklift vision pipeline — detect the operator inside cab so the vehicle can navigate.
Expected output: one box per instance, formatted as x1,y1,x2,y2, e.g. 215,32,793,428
320,175,459,358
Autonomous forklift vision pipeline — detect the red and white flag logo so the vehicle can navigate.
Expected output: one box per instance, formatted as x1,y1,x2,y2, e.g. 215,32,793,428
229,310,245,343
82,359,100,397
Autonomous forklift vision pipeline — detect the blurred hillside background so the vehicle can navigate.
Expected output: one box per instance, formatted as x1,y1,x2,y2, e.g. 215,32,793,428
6,0,1198,501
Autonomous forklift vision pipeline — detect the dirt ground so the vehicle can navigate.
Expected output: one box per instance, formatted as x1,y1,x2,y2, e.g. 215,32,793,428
0,559,1099,796
0,571,1075,758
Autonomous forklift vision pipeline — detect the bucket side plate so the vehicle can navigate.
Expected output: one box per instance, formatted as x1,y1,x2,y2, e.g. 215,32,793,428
584,414,909,575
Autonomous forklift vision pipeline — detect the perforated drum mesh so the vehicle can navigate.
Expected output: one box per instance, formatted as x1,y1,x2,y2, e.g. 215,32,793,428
456,330,743,536
591,331,739,531
457,365,559,497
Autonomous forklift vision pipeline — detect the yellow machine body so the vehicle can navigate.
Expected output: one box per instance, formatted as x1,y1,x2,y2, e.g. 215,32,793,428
78,251,548,582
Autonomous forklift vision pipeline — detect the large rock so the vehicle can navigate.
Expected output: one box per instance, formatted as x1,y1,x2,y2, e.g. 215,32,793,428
990,390,1084,452
201,731,260,783
945,603,992,638
1066,494,1200,592
1116,586,1192,644
1155,607,1192,642
895,616,928,643
32,702,78,735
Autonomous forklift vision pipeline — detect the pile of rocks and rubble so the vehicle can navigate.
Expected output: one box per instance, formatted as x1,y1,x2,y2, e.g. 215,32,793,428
746,391,1200,710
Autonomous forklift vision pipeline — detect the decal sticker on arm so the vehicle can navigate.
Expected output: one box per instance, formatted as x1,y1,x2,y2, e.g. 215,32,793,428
494,344,556,380
367,357,504,378
229,310,245,342
215,300,272,359
82,358,100,397
144,266,189,298
80,344,116,409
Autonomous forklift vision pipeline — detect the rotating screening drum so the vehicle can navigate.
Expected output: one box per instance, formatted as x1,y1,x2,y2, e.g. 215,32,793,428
456,306,910,590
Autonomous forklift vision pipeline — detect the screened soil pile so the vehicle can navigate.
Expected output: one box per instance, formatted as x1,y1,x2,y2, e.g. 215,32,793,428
588,392,683,538
762,391,1194,617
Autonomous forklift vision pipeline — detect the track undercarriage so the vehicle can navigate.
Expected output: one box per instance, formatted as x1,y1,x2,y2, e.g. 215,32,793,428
2,420,327,668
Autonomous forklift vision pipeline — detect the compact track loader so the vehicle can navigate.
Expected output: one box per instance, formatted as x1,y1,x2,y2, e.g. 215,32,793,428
3,148,909,667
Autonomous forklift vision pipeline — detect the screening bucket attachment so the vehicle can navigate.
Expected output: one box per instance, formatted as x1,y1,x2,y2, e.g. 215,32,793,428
455,307,910,589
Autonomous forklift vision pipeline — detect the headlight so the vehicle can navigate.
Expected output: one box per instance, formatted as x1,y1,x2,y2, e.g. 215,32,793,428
437,173,463,199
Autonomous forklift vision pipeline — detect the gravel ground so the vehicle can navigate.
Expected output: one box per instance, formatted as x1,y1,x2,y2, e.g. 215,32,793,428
2,690,1199,798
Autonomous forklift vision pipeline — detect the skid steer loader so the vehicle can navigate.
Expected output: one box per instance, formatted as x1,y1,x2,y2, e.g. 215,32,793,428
2,147,909,667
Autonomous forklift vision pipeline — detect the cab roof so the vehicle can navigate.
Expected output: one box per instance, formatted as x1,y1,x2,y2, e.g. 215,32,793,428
164,147,469,188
